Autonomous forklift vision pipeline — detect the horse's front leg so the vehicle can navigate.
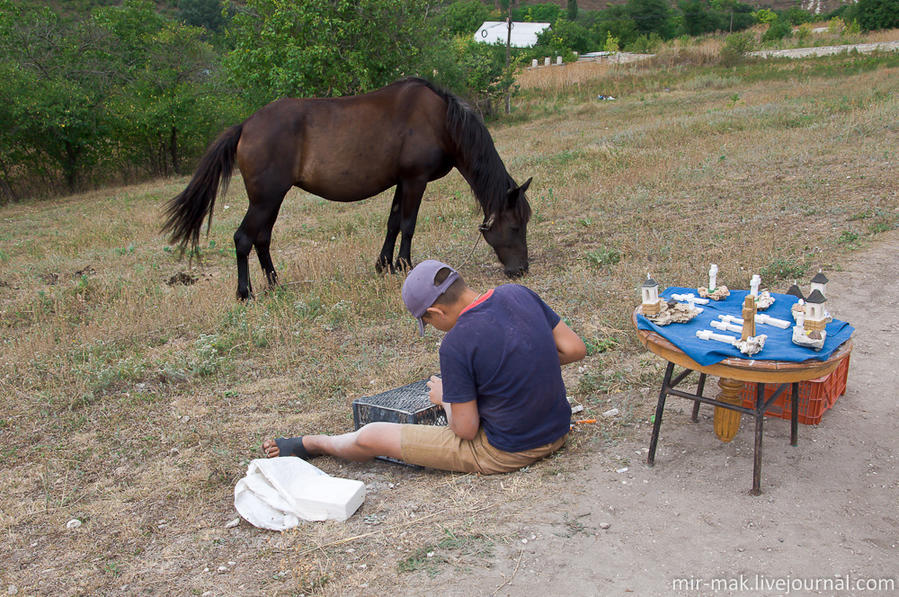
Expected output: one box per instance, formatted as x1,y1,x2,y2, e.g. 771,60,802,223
376,184,403,273
395,179,426,272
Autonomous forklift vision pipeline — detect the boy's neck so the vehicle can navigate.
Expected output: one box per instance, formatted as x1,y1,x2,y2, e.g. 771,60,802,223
444,288,481,323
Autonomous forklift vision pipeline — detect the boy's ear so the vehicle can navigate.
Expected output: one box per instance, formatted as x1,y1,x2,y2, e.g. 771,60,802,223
424,305,446,318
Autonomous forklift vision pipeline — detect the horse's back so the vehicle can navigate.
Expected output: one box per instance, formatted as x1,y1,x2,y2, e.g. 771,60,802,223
236,80,453,202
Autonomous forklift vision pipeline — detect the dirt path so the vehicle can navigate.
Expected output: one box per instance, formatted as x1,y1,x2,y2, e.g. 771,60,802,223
404,230,899,596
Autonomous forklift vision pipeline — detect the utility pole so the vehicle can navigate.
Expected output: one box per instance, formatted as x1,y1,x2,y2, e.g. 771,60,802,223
505,1,513,114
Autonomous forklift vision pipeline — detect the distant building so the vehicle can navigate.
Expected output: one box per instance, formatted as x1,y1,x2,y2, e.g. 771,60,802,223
473,21,551,48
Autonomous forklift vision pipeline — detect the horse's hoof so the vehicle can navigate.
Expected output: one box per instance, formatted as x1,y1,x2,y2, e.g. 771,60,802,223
376,261,396,274
394,259,412,273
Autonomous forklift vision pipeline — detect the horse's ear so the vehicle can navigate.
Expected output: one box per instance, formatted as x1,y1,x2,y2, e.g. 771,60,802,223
519,177,532,194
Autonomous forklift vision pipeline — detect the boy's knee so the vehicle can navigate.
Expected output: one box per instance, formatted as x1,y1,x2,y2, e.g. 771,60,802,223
355,422,400,454
354,423,384,450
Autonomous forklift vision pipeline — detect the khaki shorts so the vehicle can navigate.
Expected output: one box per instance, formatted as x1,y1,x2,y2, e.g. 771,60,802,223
400,425,566,475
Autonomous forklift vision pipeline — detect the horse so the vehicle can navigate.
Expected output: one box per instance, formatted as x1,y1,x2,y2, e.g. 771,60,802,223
162,77,532,300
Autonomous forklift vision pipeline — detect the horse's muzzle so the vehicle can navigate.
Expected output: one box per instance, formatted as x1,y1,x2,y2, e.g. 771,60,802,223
504,263,529,278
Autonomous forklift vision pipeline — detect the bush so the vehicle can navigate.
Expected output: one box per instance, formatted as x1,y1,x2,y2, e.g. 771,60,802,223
719,31,754,65
626,32,662,53
761,19,792,42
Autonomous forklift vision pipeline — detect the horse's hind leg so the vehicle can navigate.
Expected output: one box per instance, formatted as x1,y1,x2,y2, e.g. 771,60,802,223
376,183,403,273
234,190,286,300
254,205,282,289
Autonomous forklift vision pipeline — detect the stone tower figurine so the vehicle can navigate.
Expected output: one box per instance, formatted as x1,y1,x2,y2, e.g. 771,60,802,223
803,289,827,332
741,295,756,340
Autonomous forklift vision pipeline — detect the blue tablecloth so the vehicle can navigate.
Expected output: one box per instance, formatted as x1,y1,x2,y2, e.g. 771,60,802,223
636,287,854,367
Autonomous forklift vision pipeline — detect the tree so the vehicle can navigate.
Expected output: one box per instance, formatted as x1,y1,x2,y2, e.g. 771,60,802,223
567,0,578,21
626,0,676,38
513,3,562,23
443,0,492,35
224,0,432,107
854,0,899,30
178,0,228,33
0,1,115,191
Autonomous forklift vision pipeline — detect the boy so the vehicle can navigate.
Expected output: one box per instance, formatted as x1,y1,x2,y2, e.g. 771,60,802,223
262,260,586,474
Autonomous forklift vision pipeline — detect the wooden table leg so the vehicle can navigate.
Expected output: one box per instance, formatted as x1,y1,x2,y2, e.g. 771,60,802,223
713,377,744,442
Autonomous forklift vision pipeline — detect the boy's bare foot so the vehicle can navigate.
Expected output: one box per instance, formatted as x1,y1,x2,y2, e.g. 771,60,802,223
262,439,281,458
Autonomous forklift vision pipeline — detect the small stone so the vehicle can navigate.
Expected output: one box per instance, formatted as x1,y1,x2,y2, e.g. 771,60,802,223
225,518,240,529
169,447,179,456
227,561,236,566
217,565,228,573
602,408,619,418
599,522,611,530
8,585,18,595
66,518,82,529
616,467,629,474
521,538,528,544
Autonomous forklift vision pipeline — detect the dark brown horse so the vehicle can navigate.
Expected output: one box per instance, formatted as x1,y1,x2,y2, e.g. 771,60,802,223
163,77,532,299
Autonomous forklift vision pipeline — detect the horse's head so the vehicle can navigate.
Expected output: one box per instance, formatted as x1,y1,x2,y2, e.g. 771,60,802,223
480,177,532,278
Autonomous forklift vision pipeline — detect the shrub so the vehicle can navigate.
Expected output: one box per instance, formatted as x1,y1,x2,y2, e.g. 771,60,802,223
761,19,792,42
719,31,754,66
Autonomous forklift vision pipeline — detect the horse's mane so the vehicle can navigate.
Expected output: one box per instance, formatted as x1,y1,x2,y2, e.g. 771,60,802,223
399,77,531,224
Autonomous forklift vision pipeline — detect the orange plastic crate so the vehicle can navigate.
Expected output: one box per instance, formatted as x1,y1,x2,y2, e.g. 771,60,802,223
739,356,850,425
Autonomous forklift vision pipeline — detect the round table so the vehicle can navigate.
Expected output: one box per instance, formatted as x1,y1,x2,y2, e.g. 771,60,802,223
631,308,853,494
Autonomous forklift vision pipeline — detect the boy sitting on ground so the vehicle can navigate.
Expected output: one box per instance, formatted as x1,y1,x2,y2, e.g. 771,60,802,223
262,259,586,474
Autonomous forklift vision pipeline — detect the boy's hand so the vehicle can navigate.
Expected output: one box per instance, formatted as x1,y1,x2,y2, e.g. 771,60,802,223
427,375,443,405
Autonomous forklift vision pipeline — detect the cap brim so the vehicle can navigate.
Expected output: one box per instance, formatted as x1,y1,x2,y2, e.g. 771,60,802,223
417,318,425,336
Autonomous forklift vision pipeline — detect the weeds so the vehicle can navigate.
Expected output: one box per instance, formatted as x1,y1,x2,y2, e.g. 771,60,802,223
760,257,808,282
585,247,622,267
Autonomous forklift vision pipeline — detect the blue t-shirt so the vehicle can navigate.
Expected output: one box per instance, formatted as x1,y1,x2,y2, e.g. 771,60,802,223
439,284,572,452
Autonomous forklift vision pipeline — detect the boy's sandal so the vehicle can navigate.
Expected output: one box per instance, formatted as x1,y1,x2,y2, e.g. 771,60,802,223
274,436,315,459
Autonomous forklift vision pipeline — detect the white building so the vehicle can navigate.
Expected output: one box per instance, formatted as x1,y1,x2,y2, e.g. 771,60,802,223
473,21,551,48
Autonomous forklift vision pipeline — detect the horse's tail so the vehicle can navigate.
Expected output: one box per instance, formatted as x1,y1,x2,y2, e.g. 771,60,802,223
162,123,243,253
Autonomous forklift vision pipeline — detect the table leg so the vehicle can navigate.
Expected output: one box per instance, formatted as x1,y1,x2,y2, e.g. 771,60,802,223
751,382,765,495
647,361,675,466
790,382,799,446
690,373,707,422
713,377,744,443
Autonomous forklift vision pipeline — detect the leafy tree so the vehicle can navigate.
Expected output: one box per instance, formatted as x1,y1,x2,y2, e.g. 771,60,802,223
854,0,899,30
592,5,640,50
626,0,676,38
567,0,578,21
781,7,814,25
178,0,228,33
224,0,432,106
0,1,115,191
443,0,493,36
534,18,593,54
512,3,563,23
754,9,778,24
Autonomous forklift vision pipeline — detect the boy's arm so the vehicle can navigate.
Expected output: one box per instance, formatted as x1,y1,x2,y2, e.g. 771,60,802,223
428,375,480,440
553,320,587,365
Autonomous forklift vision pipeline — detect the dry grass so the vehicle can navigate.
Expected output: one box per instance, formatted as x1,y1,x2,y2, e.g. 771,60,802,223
1,52,898,595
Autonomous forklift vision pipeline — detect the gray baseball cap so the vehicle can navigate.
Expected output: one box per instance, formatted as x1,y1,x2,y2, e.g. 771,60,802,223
401,260,460,335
